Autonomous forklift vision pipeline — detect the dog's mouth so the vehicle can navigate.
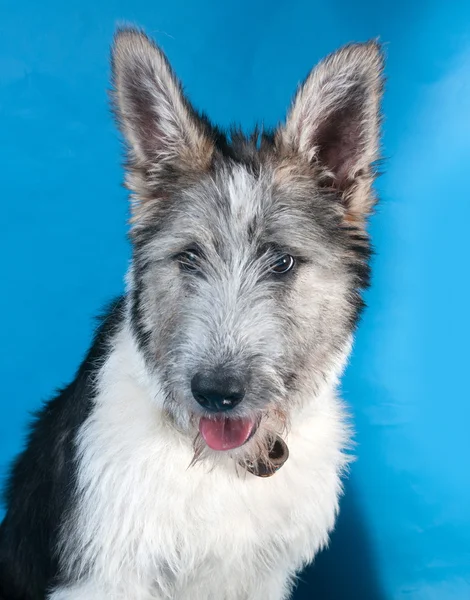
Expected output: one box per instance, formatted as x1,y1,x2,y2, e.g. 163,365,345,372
196,412,289,477
198,415,258,451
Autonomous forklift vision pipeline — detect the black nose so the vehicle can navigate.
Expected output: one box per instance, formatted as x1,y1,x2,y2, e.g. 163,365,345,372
191,371,245,412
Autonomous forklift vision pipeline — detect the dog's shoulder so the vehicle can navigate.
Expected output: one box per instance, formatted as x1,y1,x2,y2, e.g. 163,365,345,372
0,297,126,598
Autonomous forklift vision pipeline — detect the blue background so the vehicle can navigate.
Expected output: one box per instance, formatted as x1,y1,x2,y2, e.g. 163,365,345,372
1,1,469,598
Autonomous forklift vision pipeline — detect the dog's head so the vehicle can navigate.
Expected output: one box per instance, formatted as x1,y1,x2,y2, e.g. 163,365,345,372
111,28,383,466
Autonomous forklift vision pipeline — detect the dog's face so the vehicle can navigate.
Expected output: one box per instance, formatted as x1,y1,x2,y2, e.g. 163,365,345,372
111,29,383,464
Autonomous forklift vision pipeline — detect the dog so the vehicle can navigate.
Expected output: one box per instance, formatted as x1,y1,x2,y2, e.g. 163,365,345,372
0,27,384,600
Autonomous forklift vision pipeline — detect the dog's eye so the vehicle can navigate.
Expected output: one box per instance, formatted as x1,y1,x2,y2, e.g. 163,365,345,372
177,250,200,273
270,254,295,274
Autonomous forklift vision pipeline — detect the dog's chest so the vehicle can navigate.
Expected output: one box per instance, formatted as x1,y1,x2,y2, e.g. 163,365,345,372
75,422,339,589
68,352,345,595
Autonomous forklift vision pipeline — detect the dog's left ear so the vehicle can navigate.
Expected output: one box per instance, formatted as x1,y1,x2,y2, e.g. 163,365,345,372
279,41,384,224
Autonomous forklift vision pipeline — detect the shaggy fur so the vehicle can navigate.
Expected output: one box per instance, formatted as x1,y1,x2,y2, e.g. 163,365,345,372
0,27,384,600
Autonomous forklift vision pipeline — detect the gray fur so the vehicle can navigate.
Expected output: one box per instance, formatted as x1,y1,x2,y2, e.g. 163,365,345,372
112,27,383,468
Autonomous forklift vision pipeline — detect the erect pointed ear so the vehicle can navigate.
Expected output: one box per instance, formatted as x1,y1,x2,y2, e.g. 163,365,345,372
279,41,384,224
111,28,214,192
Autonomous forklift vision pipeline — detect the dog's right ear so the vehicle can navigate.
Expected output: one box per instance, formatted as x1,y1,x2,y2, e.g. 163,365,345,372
111,28,213,210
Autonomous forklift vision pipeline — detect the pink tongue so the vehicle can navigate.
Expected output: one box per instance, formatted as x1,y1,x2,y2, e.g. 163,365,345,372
199,416,255,451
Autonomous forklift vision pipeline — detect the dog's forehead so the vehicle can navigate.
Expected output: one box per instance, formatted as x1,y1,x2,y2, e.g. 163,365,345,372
178,160,338,257
173,163,271,248
223,164,266,218
194,163,272,226
138,158,341,266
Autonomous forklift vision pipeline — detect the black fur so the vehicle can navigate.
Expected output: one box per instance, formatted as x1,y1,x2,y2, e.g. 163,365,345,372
0,298,125,599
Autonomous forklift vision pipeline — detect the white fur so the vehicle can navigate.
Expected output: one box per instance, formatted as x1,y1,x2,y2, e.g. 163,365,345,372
49,321,349,600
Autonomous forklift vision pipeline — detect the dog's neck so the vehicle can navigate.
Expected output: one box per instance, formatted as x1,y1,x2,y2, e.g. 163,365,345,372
104,313,349,479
